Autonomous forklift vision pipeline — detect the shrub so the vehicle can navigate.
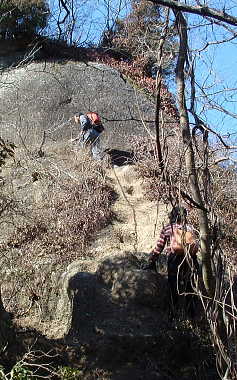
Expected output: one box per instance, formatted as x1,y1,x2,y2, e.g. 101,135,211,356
0,149,115,317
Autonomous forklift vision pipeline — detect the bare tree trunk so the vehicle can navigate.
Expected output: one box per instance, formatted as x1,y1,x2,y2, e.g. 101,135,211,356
174,10,215,296
155,79,164,174
154,11,170,175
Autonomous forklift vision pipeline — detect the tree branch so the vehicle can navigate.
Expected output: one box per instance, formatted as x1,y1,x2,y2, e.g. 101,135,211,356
150,0,237,26
212,157,237,165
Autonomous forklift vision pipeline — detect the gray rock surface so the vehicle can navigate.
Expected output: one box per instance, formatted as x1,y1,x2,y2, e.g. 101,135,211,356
112,269,167,307
96,253,140,286
0,61,155,151
55,253,168,339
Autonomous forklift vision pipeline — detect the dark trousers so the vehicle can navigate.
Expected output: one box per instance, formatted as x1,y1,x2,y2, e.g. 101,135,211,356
167,252,199,317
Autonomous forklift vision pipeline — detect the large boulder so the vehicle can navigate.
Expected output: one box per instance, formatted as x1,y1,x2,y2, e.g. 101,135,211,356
112,269,167,307
55,254,168,337
96,253,140,287
96,253,168,307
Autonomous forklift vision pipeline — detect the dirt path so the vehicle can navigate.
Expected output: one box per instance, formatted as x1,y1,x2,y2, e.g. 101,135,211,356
88,164,168,265
54,165,170,343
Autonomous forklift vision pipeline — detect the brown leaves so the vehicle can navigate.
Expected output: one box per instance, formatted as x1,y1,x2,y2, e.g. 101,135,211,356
87,50,179,123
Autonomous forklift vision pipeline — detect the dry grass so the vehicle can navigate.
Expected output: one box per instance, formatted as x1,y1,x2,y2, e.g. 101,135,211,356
0,145,115,316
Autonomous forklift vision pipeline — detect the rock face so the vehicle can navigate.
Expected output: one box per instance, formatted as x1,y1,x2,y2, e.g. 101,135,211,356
96,253,140,287
0,61,157,151
97,253,167,306
111,269,166,307
55,253,168,338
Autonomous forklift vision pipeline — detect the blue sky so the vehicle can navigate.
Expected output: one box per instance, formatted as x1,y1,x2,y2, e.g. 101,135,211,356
47,0,129,45
186,12,237,155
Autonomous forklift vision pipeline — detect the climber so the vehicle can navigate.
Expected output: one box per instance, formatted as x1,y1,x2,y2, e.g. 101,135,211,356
143,206,199,317
71,112,104,160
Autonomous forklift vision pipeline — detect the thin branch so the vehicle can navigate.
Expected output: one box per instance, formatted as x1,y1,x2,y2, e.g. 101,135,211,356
213,157,237,165
199,124,237,150
194,32,237,53
195,81,237,126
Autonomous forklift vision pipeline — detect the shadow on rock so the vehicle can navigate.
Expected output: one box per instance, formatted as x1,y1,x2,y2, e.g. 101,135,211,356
104,149,134,167
50,253,217,380
55,253,168,342
4,253,217,380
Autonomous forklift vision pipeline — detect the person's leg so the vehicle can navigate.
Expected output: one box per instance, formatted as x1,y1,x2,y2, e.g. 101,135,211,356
81,130,91,146
168,254,198,318
168,254,181,315
79,130,96,157
90,132,103,160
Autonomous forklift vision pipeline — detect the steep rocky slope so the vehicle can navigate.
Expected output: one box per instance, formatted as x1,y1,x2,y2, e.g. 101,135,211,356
8,160,212,380
0,61,216,380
